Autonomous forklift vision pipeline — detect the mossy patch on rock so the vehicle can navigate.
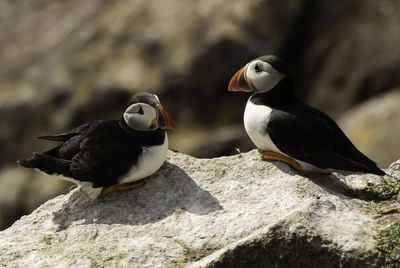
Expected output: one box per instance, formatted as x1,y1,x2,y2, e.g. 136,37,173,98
354,178,400,201
376,221,400,267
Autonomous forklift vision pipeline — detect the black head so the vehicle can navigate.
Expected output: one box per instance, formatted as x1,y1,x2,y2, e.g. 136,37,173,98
125,92,161,108
256,55,288,75
228,55,290,94
121,92,174,131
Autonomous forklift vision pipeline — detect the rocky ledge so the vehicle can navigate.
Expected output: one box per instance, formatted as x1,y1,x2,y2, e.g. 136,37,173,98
1,150,400,267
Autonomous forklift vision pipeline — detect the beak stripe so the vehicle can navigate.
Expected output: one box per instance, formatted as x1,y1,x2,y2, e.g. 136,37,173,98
157,104,175,130
228,65,253,92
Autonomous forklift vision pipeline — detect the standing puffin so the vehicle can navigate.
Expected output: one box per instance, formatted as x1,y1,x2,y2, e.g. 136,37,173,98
228,55,385,176
17,92,175,198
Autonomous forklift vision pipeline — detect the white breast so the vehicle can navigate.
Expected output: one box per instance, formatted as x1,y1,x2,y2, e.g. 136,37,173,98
244,99,282,153
120,134,168,184
243,99,330,173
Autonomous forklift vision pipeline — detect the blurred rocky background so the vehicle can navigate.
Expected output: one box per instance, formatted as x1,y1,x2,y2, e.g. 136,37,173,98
0,0,399,230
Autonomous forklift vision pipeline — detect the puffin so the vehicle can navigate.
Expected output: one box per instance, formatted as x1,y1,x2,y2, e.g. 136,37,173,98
228,55,385,176
17,92,175,198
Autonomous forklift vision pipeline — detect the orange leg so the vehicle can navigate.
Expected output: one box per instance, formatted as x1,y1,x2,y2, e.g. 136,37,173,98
260,151,304,175
100,179,144,197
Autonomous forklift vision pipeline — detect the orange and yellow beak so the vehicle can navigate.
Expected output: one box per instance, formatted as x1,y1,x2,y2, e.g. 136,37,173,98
228,65,254,92
154,104,175,130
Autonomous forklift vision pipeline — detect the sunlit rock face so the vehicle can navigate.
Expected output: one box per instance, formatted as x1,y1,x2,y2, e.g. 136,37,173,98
1,150,399,267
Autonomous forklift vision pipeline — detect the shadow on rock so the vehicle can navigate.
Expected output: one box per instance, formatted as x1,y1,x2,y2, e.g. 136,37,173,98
52,162,222,230
305,172,394,201
269,160,368,200
306,173,353,197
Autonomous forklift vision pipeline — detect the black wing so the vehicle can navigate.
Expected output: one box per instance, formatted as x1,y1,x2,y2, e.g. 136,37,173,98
17,122,99,170
37,133,77,142
69,134,142,187
38,121,109,160
267,102,384,175
37,122,95,141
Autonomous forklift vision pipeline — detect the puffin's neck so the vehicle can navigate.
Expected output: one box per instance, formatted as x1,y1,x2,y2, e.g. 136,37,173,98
119,119,138,136
118,119,165,146
249,77,297,107
118,119,151,137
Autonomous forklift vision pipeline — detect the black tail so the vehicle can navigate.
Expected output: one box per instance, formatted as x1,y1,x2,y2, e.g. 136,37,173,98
17,154,38,168
17,153,73,177
367,164,386,176
353,153,386,176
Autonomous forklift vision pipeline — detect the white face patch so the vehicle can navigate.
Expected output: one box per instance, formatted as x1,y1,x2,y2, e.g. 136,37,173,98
123,103,157,131
245,60,285,93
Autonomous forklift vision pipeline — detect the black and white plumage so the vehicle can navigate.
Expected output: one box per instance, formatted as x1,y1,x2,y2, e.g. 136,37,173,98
228,55,385,176
17,93,175,198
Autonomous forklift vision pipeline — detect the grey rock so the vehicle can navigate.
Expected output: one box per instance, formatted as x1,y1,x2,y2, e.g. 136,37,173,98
1,150,398,267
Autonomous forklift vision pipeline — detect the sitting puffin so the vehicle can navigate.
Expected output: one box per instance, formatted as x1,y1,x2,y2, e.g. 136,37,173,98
17,92,175,198
228,55,385,176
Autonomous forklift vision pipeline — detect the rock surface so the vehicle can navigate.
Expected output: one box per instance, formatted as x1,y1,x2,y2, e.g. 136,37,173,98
1,150,399,267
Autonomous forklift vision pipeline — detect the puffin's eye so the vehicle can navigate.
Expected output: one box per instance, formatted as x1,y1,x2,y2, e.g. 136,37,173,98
255,63,261,72
138,106,144,115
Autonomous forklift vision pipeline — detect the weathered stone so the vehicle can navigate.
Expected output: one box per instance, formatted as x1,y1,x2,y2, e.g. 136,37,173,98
1,150,399,267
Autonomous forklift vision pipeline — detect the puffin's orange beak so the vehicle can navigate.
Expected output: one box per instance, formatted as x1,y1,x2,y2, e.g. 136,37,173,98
156,104,175,130
228,66,253,92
